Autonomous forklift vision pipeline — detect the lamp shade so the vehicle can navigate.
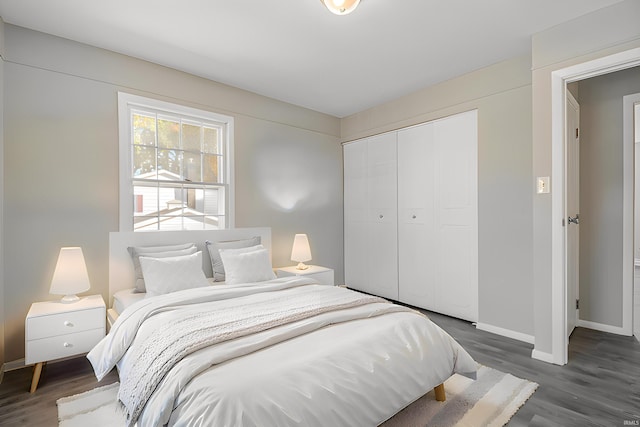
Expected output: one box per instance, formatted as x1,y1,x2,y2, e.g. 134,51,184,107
291,234,312,270
320,0,361,15
49,247,91,302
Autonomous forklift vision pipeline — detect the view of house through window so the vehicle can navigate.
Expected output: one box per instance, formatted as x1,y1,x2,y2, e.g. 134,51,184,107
119,93,234,231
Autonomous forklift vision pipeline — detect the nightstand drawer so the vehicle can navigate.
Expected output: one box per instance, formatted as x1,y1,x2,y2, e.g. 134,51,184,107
25,328,104,364
26,308,104,341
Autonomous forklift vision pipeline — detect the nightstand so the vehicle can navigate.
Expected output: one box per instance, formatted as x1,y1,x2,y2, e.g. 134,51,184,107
25,294,105,393
275,265,334,286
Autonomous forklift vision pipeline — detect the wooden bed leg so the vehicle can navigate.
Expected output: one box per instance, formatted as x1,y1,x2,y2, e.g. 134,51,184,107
434,383,446,402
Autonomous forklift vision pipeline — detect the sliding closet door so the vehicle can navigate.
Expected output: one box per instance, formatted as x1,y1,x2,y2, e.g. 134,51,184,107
344,133,398,300
398,110,478,321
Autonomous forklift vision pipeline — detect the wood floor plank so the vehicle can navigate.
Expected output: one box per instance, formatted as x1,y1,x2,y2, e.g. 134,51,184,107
0,310,638,426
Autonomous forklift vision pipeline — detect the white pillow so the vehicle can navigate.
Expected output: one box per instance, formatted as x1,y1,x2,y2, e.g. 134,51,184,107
128,243,197,292
219,247,276,285
205,237,261,281
139,251,209,297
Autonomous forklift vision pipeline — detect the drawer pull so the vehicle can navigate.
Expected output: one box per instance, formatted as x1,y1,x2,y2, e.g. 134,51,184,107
64,321,74,327
379,214,384,219
412,215,417,219
63,342,72,348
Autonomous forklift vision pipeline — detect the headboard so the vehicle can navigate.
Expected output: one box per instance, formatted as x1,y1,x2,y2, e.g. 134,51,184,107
108,227,272,306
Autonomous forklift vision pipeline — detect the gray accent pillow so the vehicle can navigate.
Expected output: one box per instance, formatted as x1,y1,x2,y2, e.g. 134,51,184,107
205,236,261,281
128,243,196,292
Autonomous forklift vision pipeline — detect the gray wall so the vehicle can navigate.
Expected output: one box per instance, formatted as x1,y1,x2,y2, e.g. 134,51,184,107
2,24,343,362
531,0,640,357
577,67,640,327
342,56,535,338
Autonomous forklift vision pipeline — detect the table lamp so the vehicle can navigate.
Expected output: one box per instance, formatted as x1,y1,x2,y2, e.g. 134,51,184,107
49,247,91,303
291,234,312,270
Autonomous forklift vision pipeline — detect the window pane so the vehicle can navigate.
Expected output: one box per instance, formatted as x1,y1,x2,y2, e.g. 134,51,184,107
202,188,220,215
157,149,182,178
203,127,219,154
133,146,157,177
133,184,159,216
134,216,160,231
158,117,179,149
182,123,201,152
203,154,220,183
158,217,185,231
133,113,156,146
184,152,201,182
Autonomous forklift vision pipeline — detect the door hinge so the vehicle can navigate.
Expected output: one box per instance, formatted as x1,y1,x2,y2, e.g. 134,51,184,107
576,128,579,139
576,299,579,310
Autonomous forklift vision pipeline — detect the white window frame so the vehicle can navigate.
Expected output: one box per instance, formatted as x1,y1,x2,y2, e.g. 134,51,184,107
118,92,234,231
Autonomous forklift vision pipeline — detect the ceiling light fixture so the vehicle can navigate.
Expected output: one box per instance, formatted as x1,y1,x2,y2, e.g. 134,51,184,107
320,0,361,15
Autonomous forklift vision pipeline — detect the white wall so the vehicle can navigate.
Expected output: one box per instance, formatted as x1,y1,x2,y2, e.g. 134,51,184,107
2,24,343,362
531,0,640,359
342,56,535,340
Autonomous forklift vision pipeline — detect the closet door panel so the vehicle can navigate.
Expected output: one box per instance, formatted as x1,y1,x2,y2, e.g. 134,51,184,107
366,133,398,300
398,123,436,308
344,140,369,293
344,133,398,300
438,225,475,318
434,110,478,321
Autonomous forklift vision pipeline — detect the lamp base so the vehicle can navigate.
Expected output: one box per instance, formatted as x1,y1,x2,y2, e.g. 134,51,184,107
296,262,310,270
60,294,80,303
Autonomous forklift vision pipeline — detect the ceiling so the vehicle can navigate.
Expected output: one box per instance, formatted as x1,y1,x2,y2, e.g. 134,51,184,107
0,0,625,118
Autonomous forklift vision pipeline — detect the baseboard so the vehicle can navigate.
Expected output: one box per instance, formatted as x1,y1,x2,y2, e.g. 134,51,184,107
577,319,631,336
3,358,26,372
475,322,535,344
531,349,555,364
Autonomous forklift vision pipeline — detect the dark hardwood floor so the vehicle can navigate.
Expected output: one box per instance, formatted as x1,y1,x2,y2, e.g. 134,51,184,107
424,310,640,427
0,311,638,426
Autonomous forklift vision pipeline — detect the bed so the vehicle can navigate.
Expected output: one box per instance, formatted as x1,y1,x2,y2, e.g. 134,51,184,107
88,228,477,426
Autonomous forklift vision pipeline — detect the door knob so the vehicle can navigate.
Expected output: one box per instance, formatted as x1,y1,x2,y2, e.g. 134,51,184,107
568,214,579,225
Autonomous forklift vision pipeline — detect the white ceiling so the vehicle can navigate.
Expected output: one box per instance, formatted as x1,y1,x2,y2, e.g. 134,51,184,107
0,0,625,117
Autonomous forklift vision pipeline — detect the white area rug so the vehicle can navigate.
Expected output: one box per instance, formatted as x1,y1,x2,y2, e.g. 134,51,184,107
382,365,538,427
57,365,537,426
57,382,125,427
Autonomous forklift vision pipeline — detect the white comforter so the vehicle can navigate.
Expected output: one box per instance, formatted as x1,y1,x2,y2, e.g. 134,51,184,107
88,277,477,427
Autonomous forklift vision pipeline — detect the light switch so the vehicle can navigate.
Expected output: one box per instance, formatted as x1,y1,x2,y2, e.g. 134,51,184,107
537,177,550,194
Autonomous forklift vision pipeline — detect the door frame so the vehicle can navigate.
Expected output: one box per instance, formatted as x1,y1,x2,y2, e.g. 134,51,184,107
550,47,640,365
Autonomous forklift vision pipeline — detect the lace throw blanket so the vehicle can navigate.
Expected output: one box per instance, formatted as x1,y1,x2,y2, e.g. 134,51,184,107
118,285,386,426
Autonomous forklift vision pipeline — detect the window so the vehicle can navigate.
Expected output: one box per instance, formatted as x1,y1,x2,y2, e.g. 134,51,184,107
118,93,234,231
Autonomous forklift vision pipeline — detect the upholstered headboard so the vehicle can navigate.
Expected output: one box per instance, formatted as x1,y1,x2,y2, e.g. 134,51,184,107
108,228,271,306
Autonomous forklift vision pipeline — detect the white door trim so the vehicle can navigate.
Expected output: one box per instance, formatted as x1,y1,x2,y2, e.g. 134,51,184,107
624,92,640,338
550,47,640,365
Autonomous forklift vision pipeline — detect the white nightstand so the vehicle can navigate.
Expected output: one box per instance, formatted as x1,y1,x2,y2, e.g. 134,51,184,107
276,265,334,286
25,294,105,393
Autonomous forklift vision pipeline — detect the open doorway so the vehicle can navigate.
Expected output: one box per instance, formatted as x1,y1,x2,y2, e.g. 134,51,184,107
564,69,639,346
549,47,640,365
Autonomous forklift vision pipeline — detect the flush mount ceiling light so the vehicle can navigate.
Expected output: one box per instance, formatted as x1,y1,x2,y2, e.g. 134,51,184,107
320,0,361,15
